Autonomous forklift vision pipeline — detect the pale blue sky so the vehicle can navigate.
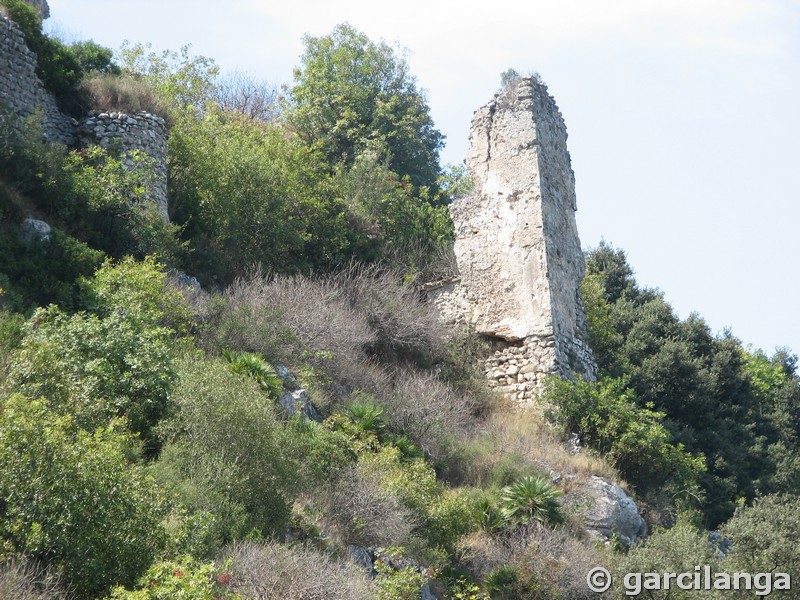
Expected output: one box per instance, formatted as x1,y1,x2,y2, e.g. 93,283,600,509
47,0,800,357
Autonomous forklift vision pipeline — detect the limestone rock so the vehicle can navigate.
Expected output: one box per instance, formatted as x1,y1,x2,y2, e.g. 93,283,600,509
20,217,51,243
278,388,321,422
583,476,647,546
451,77,586,343
275,364,299,390
22,0,49,20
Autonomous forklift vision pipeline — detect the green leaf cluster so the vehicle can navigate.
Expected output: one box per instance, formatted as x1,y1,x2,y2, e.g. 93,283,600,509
287,22,444,190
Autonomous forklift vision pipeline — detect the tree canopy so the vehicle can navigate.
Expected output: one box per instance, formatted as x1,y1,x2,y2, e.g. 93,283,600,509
286,23,444,191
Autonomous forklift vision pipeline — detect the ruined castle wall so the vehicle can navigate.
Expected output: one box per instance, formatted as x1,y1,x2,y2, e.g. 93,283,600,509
77,111,169,221
0,13,74,144
433,77,596,402
0,11,170,221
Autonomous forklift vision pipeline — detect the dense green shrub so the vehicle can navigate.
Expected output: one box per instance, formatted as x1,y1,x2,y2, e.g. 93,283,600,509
0,395,167,598
6,258,180,452
168,107,358,284
104,558,239,600
334,150,454,264
153,356,299,543
722,494,800,584
543,376,705,492
0,223,105,312
611,521,720,600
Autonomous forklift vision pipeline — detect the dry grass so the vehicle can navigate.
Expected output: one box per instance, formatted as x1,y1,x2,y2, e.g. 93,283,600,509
219,541,375,600
378,368,477,465
205,264,450,406
319,462,418,547
462,408,617,492
0,558,69,600
460,523,605,600
77,73,171,121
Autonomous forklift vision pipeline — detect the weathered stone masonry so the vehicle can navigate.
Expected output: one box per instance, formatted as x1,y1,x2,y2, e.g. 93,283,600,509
77,111,169,220
429,77,597,402
1,9,169,221
0,12,74,144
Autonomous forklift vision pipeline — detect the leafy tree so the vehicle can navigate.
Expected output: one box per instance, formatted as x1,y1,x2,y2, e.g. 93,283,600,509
0,395,166,598
544,376,705,492
436,162,475,205
118,42,219,112
583,242,800,526
69,40,119,75
286,22,444,190
333,148,453,265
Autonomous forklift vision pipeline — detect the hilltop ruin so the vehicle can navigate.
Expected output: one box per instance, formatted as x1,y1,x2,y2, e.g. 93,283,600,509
429,77,596,402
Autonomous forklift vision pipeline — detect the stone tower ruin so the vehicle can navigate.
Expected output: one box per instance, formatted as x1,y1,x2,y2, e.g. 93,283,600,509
428,77,596,402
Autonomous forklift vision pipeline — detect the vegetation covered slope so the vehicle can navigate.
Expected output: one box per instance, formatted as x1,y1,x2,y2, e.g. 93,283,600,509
1,6,798,599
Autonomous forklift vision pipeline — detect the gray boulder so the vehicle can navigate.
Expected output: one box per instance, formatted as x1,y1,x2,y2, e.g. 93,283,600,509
20,217,52,243
278,388,321,422
583,476,647,546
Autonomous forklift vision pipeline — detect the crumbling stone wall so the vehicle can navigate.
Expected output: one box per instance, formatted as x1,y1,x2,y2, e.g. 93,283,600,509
431,77,596,402
0,12,74,144
77,111,169,221
0,11,170,221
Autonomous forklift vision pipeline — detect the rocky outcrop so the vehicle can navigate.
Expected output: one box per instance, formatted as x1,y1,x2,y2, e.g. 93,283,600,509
275,365,321,422
582,476,647,546
346,545,438,599
20,216,51,243
0,13,74,144
429,77,596,402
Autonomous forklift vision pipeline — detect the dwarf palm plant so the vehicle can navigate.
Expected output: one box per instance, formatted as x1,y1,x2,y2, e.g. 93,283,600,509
499,475,563,526
222,349,283,399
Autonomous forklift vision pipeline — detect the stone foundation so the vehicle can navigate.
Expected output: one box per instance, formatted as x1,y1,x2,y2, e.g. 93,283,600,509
483,334,596,404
